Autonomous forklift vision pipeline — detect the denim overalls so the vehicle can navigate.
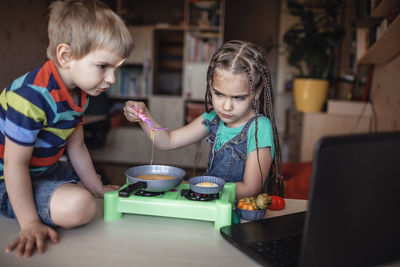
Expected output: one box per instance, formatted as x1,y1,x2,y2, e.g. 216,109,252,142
203,115,257,182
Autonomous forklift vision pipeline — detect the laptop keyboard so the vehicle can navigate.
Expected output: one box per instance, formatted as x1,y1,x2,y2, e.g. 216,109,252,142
249,232,303,267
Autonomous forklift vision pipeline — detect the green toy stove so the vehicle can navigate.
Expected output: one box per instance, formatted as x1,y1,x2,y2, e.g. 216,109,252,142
104,182,236,230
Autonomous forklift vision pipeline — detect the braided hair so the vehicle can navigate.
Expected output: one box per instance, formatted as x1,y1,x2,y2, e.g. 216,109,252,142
205,40,283,196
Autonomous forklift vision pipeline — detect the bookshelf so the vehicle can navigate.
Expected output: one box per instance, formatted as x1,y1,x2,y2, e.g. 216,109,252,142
107,26,153,99
153,28,184,95
108,65,149,98
370,0,398,18
183,0,224,101
359,15,400,64
359,0,400,65
90,0,225,168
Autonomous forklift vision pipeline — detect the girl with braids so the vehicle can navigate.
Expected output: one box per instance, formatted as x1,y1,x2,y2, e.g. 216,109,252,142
124,40,283,199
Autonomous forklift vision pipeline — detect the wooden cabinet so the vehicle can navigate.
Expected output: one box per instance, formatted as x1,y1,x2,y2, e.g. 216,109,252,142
287,100,373,162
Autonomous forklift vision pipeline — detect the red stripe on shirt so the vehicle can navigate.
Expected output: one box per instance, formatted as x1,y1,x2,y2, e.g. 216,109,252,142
34,61,87,112
0,144,4,158
33,61,51,88
30,147,65,166
47,61,87,112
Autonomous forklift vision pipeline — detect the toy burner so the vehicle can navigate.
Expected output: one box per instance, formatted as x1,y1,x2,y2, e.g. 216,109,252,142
104,182,235,230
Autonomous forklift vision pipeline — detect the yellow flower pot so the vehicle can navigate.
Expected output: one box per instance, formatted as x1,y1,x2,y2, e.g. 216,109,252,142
293,78,329,112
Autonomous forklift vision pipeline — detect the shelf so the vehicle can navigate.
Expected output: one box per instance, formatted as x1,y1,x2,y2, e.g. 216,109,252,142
84,115,107,125
371,0,398,18
186,25,221,32
186,33,219,63
187,0,221,28
154,24,185,31
359,15,400,65
107,95,147,100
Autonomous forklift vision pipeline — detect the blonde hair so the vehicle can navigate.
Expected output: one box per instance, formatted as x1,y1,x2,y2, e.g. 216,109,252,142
47,0,132,63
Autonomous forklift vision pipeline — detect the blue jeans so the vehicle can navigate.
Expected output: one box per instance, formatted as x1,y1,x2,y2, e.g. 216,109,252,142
0,161,80,227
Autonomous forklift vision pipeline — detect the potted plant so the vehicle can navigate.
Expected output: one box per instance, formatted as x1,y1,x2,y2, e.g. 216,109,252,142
283,0,344,112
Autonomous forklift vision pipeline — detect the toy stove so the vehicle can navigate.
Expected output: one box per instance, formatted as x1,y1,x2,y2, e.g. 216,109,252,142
104,182,236,230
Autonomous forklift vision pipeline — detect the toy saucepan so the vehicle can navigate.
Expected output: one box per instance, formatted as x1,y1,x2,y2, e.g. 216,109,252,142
118,165,185,197
188,176,226,194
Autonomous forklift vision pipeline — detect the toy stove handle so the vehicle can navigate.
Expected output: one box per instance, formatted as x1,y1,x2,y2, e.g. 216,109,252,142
118,181,147,197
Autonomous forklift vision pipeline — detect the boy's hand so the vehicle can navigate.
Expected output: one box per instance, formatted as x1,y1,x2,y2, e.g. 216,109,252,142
92,184,121,198
6,221,58,257
104,184,121,193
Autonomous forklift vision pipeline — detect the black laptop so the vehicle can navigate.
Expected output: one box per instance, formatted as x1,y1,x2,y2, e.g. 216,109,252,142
220,131,400,267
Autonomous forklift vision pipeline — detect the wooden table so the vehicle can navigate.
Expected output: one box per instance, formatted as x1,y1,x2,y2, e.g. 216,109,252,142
0,199,307,267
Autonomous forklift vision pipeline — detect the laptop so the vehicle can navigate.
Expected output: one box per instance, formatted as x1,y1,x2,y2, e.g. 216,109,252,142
220,131,400,267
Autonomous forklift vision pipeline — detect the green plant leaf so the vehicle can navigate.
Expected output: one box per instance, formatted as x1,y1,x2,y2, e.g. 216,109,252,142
283,0,344,80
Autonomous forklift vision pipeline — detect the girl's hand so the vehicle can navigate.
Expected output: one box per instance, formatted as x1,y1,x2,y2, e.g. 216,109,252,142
6,221,58,257
123,101,148,122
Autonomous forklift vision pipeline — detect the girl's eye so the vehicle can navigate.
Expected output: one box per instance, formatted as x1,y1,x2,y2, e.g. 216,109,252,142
234,96,246,101
98,64,107,69
214,91,222,96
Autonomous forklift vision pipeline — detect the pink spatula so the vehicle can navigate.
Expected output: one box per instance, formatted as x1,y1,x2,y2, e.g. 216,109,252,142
133,107,168,131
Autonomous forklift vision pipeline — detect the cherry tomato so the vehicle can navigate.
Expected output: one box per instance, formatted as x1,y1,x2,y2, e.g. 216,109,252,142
237,200,245,209
241,203,256,210
237,199,257,210
269,195,285,210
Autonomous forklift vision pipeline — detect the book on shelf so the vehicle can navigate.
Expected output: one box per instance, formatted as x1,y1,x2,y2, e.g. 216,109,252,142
108,66,148,98
356,27,370,61
356,0,400,60
187,33,220,63
371,1,400,43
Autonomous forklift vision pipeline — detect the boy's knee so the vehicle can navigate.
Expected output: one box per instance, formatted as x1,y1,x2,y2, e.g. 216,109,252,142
51,186,97,229
68,189,97,226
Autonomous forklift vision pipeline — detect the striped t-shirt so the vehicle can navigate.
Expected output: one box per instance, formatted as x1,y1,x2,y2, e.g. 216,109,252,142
0,60,88,179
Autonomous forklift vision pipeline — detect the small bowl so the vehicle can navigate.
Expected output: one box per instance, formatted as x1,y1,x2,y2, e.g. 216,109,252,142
236,206,266,221
188,176,225,194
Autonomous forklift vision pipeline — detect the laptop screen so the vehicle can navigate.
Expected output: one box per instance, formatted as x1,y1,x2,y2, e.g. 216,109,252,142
301,131,400,266
221,132,400,267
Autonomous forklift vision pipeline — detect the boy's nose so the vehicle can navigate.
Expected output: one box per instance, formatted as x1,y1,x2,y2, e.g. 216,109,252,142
105,71,115,84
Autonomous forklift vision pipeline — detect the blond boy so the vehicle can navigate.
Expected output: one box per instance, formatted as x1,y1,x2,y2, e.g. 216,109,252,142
0,0,132,257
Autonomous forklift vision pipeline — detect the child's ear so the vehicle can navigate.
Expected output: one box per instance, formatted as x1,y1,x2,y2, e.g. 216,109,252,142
56,43,72,67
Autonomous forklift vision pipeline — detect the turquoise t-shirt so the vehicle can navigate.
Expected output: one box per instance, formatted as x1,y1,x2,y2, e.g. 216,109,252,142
203,110,275,158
